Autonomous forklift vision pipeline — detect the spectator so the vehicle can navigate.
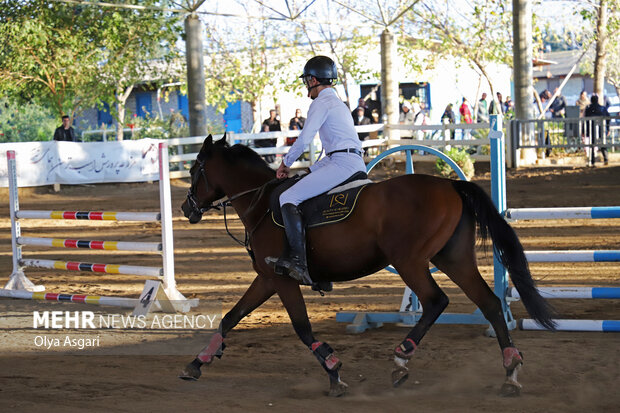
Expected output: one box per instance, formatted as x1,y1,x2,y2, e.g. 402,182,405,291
370,109,380,124
351,97,372,119
399,101,415,138
539,89,552,119
459,97,473,139
287,108,305,145
549,87,566,118
477,93,489,123
259,109,279,163
441,103,456,139
585,94,610,166
489,92,504,115
576,90,589,118
412,102,429,140
504,96,514,119
353,106,371,140
368,109,381,139
53,115,78,141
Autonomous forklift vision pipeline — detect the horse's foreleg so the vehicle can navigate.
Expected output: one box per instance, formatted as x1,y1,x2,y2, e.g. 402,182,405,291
393,264,449,387
179,275,275,381
275,281,348,397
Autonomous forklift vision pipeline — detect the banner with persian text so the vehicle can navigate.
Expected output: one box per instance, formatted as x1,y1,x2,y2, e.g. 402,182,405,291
0,139,163,187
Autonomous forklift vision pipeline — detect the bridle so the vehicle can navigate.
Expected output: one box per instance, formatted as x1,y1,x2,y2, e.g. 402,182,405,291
185,154,277,258
186,155,218,216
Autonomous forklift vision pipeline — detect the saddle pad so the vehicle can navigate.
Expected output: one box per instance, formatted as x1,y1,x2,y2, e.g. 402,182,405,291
270,174,372,228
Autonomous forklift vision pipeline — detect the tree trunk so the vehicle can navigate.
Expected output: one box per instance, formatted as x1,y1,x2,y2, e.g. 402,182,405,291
512,0,533,121
185,14,208,137
115,103,126,141
380,28,399,138
115,85,133,141
593,0,608,98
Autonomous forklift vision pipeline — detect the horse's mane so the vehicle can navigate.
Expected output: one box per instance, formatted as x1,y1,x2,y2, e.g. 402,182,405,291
223,143,275,175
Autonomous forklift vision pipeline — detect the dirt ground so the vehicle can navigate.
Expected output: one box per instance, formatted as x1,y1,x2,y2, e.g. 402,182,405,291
0,160,619,413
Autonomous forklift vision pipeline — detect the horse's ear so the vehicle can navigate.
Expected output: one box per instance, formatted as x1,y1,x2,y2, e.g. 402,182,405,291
203,134,213,147
215,133,227,146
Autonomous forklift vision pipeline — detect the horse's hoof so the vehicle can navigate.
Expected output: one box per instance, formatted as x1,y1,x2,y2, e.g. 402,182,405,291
328,380,348,397
178,362,202,381
392,366,409,387
499,380,522,397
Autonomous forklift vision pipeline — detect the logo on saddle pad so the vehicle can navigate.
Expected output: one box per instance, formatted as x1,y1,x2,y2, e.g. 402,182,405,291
270,174,372,228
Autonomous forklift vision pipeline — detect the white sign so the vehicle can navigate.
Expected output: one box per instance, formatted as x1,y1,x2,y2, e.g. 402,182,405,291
0,139,162,187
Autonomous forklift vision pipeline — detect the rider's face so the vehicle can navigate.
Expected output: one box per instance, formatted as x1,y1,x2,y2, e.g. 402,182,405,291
303,76,320,99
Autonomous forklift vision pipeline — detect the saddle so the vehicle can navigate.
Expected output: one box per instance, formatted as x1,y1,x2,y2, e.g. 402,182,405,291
270,171,373,228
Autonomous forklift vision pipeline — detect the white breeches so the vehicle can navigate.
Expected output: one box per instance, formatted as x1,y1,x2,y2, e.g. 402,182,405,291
279,153,366,206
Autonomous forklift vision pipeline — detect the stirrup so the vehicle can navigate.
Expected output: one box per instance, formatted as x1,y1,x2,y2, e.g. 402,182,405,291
264,256,312,285
312,281,333,293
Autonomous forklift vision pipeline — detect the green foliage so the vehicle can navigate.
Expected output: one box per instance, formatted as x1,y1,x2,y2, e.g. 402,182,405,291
0,1,103,117
540,25,585,52
405,0,514,99
578,0,620,95
0,98,57,142
0,0,182,135
435,147,475,180
202,19,286,115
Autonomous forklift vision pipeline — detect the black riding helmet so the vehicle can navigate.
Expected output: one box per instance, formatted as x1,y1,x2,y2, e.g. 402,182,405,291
300,55,337,85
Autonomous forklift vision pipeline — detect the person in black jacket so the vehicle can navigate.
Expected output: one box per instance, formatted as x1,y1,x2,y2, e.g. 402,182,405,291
352,106,371,140
53,115,78,141
585,95,610,166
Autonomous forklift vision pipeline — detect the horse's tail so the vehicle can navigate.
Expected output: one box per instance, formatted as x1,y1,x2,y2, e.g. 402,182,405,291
451,180,556,330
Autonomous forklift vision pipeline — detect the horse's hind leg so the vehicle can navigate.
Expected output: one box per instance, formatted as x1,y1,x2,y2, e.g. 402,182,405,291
432,221,524,396
392,262,449,387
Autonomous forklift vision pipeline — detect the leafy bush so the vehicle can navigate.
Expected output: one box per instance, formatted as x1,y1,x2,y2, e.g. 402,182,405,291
435,147,475,180
0,99,58,142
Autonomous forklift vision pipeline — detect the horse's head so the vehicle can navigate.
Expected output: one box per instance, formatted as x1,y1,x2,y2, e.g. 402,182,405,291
181,134,228,224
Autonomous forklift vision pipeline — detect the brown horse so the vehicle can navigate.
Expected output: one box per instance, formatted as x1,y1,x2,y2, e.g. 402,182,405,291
179,135,554,397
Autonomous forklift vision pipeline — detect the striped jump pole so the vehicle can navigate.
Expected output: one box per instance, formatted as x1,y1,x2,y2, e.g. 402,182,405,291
0,288,137,308
505,206,620,220
508,287,620,300
518,319,620,332
3,143,191,311
20,259,163,277
16,210,160,221
17,237,162,252
525,250,620,262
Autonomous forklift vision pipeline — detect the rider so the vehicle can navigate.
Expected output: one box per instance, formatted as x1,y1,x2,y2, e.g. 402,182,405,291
268,55,367,287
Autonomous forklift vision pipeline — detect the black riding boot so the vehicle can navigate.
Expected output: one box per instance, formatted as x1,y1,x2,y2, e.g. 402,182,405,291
273,204,313,285
266,204,333,292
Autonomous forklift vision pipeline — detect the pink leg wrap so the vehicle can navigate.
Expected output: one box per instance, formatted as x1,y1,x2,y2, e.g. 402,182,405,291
394,338,417,359
197,332,223,364
311,341,341,371
502,347,523,370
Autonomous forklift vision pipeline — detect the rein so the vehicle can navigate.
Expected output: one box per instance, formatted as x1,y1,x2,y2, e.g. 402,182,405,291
187,154,279,260
189,168,277,259
220,179,278,252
